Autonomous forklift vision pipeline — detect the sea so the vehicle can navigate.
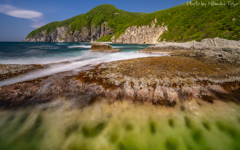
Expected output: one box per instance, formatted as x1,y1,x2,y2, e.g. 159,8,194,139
0,42,165,86
0,42,160,64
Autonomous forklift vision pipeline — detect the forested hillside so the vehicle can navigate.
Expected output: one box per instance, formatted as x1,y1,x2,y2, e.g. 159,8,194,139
26,0,240,42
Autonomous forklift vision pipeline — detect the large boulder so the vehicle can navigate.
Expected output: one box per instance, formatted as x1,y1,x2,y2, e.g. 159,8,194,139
90,43,120,52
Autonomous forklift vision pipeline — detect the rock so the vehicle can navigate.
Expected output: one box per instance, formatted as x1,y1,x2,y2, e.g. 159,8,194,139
22,19,168,44
139,38,240,65
0,64,44,81
112,19,168,44
140,38,240,51
1,56,240,108
22,22,113,42
90,43,120,52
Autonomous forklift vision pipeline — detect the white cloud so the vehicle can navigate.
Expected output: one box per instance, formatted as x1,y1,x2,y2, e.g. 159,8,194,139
7,10,42,19
0,4,44,28
0,4,43,20
31,22,46,28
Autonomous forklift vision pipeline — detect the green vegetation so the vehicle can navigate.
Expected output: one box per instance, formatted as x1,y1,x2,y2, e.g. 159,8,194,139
27,0,240,42
97,35,113,42
137,0,240,41
27,4,147,39
27,16,79,37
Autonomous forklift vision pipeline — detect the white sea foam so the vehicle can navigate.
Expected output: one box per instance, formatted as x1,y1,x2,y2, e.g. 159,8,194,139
68,45,91,49
0,51,167,86
55,43,67,45
0,50,88,64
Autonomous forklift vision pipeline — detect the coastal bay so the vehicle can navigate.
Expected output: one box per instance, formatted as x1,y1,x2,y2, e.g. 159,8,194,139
0,0,240,149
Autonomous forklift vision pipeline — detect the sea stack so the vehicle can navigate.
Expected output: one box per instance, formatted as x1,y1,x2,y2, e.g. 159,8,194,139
90,43,121,52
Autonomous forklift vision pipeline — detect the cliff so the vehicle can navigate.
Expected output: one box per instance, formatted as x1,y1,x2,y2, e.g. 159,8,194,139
22,22,113,42
111,19,168,44
22,4,147,43
22,19,166,44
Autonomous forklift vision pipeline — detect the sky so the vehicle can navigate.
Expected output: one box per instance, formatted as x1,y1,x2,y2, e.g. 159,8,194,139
0,0,188,41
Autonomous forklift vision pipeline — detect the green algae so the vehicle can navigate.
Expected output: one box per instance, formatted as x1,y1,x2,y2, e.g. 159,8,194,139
0,99,240,150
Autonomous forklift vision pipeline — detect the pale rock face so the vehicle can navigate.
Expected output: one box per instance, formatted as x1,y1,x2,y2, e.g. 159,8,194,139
22,31,47,42
22,22,113,42
140,37,240,65
91,22,113,42
22,27,68,42
112,19,168,44
143,37,240,50
51,27,68,42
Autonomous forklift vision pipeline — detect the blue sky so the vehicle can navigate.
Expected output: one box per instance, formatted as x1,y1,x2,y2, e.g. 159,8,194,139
0,0,188,41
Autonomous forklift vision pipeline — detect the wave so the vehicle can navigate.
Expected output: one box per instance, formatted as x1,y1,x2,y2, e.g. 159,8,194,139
55,43,67,45
0,51,167,86
68,45,91,49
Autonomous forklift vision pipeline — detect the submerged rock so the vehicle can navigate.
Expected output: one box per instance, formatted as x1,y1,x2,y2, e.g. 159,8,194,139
90,43,120,52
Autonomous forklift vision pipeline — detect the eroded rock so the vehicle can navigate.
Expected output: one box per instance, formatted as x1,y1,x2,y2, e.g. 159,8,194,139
90,43,120,52
139,38,240,65
22,22,113,43
0,55,240,108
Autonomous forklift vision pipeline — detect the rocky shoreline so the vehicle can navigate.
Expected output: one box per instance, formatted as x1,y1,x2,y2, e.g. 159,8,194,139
0,64,45,81
0,56,239,108
139,38,240,65
0,38,240,108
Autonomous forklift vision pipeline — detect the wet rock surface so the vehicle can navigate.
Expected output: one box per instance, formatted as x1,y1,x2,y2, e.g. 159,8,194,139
76,56,240,105
0,71,97,108
0,55,240,108
0,64,44,81
90,43,120,52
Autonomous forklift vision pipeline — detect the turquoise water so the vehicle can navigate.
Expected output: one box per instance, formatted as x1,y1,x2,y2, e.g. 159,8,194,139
0,42,153,64
0,42,165,86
